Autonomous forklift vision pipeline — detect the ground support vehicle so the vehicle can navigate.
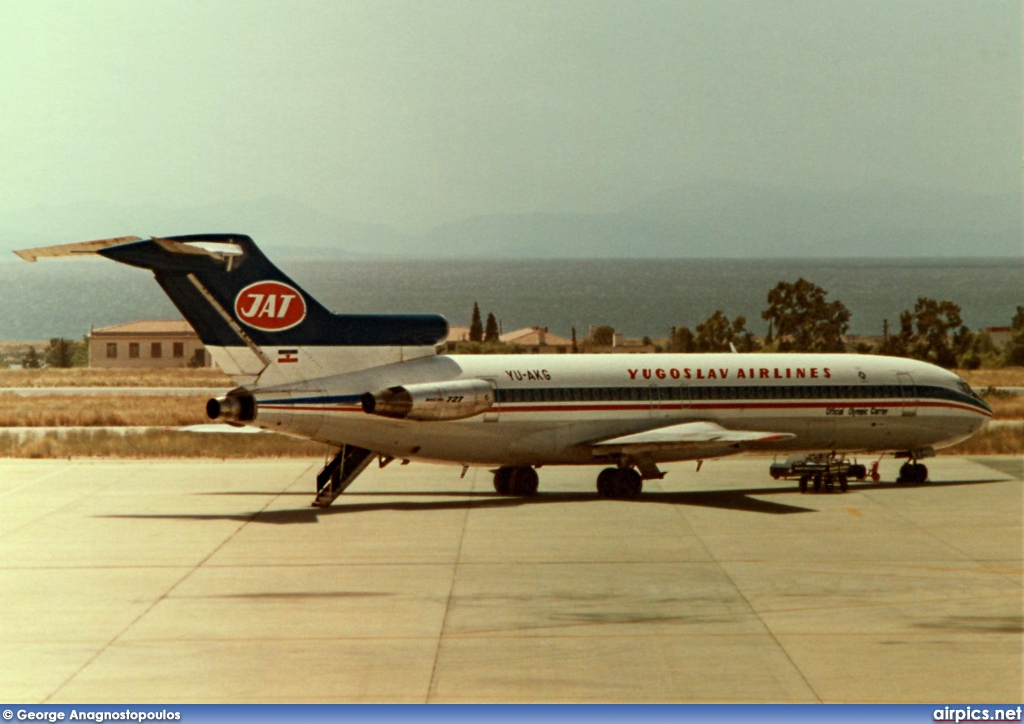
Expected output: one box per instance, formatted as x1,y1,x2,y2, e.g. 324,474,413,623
770,454,879,493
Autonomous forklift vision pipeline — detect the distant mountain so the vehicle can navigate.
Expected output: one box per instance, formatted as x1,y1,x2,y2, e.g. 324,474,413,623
1,182,1019,259
0,197,400,258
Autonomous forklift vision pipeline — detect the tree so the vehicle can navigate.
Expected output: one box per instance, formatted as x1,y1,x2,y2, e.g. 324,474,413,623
571,327,578,354
896,297,973,368
590,325,615,346
880,298,974,368
693,310,760,353
483,312,500,343
960,330,996,370
761,278,850,352
45,337,85,368
1003,306,1024,366
667,326,695,353
22,346,41,369
877,316,911,357
469,302,483,342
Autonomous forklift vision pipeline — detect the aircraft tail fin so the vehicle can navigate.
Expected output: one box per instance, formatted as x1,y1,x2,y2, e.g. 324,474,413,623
15,234,448,386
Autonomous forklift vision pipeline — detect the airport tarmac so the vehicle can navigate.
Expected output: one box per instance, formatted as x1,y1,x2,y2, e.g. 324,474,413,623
0,455,1020,703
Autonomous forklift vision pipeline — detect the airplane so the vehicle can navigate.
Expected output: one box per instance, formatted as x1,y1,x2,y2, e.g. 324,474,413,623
15,234,993,506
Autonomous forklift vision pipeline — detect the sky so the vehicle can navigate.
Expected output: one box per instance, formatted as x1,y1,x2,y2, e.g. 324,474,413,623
1,0,1020,239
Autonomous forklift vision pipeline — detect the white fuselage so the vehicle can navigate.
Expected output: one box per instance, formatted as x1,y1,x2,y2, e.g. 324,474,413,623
247,352,991,468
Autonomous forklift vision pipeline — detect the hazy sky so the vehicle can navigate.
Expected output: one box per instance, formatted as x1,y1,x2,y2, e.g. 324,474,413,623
1,0,1020,234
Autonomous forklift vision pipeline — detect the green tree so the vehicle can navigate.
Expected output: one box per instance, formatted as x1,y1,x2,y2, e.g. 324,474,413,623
22,346,41,369
668,326,695,353
590,325,615,346
483,312,500,343
902,297,973,369
72,335,89,366
469,302,483,343
878,316,912,357
693,310,761,353
45,337,85,368
1003,306,1024,366
761,278,850,352
959,330,997,370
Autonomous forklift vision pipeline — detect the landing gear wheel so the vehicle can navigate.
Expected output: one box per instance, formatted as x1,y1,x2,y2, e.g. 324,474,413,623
493,467,513,495
813,473,823,493
823,473,835,492
898,462,929,484
838,474,848,492
620,468,642,498
596,467,643,499
509,466,539,496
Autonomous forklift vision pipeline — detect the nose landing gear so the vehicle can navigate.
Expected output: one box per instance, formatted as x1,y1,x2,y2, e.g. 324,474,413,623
897,461,929,484
895,447,934,484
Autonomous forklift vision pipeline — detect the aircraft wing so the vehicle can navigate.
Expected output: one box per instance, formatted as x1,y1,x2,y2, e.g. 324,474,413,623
177,424,268,434
589,420,795,459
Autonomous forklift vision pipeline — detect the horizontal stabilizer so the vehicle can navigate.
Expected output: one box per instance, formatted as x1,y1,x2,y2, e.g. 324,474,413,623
591,420,794,458
14,236,143,262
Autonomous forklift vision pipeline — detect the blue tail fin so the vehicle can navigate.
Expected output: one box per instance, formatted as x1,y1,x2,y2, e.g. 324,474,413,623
17,234,448,385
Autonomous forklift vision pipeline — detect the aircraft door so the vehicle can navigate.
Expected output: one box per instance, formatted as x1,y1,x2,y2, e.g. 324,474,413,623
897,373,917,417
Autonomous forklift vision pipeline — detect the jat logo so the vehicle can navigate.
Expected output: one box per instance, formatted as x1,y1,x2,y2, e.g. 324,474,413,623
234,281,307,331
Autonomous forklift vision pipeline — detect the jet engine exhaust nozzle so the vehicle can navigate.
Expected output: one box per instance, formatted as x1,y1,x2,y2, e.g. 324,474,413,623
206,393,257,423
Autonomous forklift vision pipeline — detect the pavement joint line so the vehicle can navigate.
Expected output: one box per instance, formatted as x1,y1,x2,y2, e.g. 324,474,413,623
425,466,476,703
0,461,139,541
858,485,1022,589
6,628,1021,645
0,463,75,501
40,460,319,703
652,475,825,703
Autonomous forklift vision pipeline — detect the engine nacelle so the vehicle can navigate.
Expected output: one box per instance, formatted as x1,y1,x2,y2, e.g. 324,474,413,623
206,392,256,423
362,379,494,421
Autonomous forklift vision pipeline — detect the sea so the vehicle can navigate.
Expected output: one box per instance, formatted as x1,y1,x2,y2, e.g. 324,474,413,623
1,257,1021,341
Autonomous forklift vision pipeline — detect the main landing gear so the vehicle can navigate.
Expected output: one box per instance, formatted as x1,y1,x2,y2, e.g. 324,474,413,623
596,467,643,499
492,466,539,496
491,463,649,499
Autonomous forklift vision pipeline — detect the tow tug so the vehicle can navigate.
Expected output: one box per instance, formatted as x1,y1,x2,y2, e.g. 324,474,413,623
769,453,880,493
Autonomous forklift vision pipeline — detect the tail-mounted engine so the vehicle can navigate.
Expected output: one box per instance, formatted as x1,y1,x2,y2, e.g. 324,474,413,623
362,379,494,421
206,390,257,423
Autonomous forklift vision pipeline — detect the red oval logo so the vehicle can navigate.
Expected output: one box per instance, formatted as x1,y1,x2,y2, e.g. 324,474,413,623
234,281,307,332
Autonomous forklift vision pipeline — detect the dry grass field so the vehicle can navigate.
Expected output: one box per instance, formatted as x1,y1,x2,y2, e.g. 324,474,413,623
0,367,233,388
0,393,209,427
957,366,1024,388
0,429,327,458
984,394,1024,419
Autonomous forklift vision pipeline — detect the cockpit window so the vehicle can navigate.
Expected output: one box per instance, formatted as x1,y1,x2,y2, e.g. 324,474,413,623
955,377,982,400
